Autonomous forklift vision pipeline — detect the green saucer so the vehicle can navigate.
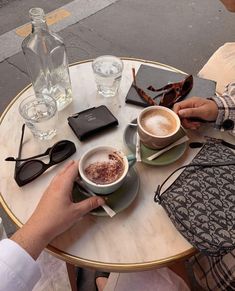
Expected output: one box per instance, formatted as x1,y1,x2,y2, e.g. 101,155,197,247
140,140,186,166
72,168,139,216
123,119,187,166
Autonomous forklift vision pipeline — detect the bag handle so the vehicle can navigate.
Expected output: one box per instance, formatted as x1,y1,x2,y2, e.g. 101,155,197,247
154,161,235,203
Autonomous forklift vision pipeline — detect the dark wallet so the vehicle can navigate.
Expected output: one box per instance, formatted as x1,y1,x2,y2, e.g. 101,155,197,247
67,105,118,141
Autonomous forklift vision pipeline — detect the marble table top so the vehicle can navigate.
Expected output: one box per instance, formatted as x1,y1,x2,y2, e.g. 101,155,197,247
1,58,232,271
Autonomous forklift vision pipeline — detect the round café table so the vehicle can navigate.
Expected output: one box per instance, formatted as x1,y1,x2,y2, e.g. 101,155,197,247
0,58,200,272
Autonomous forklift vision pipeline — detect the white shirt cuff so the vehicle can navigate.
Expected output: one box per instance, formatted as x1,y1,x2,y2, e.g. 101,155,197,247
0,238,41,291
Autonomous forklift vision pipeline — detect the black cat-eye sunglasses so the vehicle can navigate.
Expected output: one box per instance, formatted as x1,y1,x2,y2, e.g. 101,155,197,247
5,124,76,186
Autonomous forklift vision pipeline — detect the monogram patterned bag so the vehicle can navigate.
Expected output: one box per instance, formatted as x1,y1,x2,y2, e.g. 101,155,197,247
155,139,235,256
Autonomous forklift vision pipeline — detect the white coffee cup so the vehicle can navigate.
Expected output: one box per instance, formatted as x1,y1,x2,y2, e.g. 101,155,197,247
137,105,181,149
79,146,135,195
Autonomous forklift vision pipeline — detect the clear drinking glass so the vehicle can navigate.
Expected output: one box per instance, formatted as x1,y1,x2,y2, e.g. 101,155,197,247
92,55,123,97
22,7,72,111
19,94,58,140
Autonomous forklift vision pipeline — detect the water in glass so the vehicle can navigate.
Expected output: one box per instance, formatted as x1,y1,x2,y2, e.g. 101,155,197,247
19,95,58,140
92,55,123,97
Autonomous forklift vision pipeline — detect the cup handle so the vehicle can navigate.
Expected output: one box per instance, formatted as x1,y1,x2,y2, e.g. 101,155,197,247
127,154,136,168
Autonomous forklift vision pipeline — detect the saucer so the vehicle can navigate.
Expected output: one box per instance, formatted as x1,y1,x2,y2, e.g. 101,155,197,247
72,168,139,216
124,119,187,166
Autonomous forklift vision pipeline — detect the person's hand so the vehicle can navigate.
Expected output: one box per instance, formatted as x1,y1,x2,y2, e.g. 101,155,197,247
29,160,105,239
173,97,218,130
11,160,105,259
220,0,235,12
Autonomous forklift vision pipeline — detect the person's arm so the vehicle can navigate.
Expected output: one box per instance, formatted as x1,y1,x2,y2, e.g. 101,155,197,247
11,160,104,260
211,82,235,133
173,83,235,134
0,160,104,291
0,239,41,291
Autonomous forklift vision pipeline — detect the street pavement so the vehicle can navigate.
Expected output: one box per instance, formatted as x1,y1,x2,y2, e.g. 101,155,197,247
0,0,234,290
1,0,235,114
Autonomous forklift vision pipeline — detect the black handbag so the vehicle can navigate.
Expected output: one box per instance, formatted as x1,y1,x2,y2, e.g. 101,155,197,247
155,138,235,256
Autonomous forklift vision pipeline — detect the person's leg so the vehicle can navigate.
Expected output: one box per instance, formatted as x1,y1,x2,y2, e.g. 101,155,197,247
96,277,108,291
220,0,235,12
95,271,109,291
66,263,78,291
97,269,190,291
168,260,191,289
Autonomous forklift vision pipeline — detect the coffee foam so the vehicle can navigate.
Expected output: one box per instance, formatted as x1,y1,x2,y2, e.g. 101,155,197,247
84,150,111,167
83,149,125,185
141,109,177,136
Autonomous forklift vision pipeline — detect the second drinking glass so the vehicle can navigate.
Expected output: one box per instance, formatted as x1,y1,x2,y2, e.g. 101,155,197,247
92,55,123,98
19,94,58,140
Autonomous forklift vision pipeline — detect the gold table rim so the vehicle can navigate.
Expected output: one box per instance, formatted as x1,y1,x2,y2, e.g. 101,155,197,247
0,57,195,271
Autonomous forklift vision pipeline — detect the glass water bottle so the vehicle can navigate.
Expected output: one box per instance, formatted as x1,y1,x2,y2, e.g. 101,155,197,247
22,7,73,111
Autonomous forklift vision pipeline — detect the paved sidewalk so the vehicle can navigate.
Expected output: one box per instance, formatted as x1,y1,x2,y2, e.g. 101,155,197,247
0,0,234,114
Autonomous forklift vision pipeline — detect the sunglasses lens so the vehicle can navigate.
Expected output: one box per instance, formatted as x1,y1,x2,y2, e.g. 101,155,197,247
18,161,44,182
51,141,75,163
13,139,76,186
161,88,177,107
182,75,193,96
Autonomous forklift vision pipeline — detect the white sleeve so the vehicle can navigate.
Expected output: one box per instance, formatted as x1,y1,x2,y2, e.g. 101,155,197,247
0,238,41,291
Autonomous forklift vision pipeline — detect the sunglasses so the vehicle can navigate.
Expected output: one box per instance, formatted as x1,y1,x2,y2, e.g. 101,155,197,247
5,124,76,187
132,68,193,108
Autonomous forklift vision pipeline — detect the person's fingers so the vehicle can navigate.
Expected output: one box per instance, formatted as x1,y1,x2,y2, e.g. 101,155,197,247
172,102,181,114
51,160,75,183
178,107,203,119
58,160,76,176
186,122,201,130
63,161,78,180
51,161,78,194
190,121,201,128
74,196,105,216
173,98,197,114
56,161,78,181
181,118,201,129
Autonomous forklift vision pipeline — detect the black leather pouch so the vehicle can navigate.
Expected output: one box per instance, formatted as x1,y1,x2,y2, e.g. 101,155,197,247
68,105,118,141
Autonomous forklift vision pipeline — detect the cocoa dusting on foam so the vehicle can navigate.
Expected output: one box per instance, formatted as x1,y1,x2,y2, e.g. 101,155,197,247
84,152,124,185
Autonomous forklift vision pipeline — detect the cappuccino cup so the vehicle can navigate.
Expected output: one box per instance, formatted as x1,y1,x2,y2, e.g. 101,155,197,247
137,106,180,149
79,146,136,195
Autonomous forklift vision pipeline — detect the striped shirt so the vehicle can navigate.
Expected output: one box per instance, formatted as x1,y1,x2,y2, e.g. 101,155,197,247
212,82,235,135
191,251,235,291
